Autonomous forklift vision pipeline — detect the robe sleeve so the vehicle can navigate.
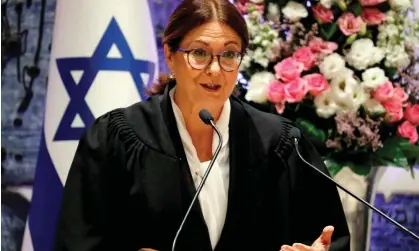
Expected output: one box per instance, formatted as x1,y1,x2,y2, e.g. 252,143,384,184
53,112,138,251
288,133,351,251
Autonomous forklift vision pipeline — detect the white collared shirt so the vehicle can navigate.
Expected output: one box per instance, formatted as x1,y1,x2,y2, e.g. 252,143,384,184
169,87,230,249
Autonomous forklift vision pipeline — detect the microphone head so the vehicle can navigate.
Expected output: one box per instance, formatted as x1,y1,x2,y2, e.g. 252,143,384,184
199,109,214,125
290,127,301,140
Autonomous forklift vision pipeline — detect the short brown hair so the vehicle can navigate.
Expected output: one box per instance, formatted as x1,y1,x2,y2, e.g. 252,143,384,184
146,0,249,96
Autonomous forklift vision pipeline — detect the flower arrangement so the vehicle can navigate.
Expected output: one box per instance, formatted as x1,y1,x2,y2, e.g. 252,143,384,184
234,0,419,176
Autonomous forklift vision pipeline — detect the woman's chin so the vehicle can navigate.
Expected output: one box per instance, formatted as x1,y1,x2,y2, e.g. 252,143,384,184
190,98,225,114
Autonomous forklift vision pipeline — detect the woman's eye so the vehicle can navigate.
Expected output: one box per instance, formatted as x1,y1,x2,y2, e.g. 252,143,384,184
223,51,238,59
192,49,208,57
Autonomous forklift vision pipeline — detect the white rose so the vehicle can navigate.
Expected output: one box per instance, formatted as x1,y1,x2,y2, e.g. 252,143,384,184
268,29,279,38
314,89,339,118
253,47,269,68
266,3,280,21
245,71,275,103
361,67,389,89
239,54,252,71
319,53,347,80
370,47,385,65
385,45,410,68
389,0,412,11
363,99,386,115
253,35,263,44
385,10,397,24
255,58,269,68
250,0,264,4
332,83,369,114
330,74,358,101
385,24,399,38
345,39,383,70
261,40,271,47
247,22,260,37
281,1,308,22
349,84,370,109
320,0,334,8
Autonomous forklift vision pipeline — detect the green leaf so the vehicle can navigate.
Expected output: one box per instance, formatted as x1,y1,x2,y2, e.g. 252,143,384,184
375,146,409,168
320,23,338,40
346,163,373,176
396,138,419,159
379,136,419,160
349,2,363,16
374,136,413,168
295,118,326,145
324,158,343,177
385,67,398,79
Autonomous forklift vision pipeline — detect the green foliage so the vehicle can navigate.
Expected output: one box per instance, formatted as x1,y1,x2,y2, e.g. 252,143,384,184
349,2,363,16
295,118,326,146
326,136,418,178
320,23,338,40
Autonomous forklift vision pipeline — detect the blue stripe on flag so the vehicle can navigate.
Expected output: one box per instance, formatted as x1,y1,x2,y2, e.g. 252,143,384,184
29,132,63,251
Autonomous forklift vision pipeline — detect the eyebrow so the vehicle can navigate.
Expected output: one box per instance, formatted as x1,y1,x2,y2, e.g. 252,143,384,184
224,41,240,47
187,39,240,47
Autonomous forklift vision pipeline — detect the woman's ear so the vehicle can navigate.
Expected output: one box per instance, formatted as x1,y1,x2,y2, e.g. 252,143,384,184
164,44,174,72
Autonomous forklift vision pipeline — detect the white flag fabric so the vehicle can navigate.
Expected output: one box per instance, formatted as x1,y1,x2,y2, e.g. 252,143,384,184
21,0,158,250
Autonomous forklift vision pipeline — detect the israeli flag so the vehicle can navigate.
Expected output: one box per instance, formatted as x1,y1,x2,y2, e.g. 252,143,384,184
21,0,158,250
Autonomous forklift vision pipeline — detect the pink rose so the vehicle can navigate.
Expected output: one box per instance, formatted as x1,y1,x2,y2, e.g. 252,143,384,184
404,104,419,126
308,37,338,55
362,8,386,25
373,81,394,102
338,12,365,36
293,47,316,70
275,101,286,114
397,121,419,145
382,99,404,123
284,78,308,103
234,0,264,14
303,73,329,96
313,4,334,23
359,0,386,6
392,87,408,103
274,57,304,82
267,80,285,103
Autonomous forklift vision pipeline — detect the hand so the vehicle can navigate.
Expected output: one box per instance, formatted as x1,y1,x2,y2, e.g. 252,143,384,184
280,225,334,251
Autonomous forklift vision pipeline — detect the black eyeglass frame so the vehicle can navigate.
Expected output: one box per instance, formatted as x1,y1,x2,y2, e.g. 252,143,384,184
177,47,244,72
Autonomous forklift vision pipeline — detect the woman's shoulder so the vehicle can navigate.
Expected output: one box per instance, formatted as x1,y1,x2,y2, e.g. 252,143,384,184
82,96,170,157
234,98,297,157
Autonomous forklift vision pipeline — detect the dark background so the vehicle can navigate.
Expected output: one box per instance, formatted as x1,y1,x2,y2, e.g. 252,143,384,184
1,0,177,249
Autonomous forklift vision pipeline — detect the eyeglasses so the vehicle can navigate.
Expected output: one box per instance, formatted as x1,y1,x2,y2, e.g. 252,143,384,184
177,48,243,72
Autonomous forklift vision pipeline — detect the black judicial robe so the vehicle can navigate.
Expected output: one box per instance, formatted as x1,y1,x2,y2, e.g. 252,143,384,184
53,83,350,251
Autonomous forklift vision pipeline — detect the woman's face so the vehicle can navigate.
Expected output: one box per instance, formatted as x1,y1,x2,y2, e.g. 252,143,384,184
164,21,242,114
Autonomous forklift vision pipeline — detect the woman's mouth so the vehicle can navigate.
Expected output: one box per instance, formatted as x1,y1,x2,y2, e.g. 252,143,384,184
200,83,221,92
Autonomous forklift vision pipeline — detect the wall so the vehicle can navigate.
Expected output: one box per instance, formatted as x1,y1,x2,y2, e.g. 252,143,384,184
2,0,418,250
1,0,180,250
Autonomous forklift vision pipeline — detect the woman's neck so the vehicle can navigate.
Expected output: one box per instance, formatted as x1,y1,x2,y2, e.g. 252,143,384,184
174,90,223,162
173,89,223,130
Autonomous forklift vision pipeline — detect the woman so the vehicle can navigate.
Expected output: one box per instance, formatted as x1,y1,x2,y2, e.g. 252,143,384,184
53,0,350,250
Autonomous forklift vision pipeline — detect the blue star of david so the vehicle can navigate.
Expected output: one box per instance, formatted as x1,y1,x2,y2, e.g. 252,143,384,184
54,17,155,141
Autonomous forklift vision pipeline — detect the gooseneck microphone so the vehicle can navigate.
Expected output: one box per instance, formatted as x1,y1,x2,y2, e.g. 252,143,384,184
289,127,419,242
171,109,224,251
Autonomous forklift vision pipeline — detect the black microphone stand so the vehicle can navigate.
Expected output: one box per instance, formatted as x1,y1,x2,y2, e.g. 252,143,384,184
171,117,223,251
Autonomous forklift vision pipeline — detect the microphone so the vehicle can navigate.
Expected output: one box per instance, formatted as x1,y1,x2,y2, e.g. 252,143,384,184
171,109,224,251
289,127,419,242
199,109,213,125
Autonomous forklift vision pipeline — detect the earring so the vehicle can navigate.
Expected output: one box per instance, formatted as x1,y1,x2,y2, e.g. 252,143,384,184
169,72,175,80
